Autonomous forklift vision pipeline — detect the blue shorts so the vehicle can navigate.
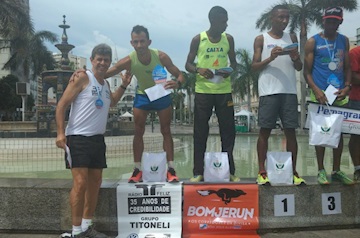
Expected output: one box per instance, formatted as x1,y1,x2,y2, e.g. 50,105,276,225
134,94,171,111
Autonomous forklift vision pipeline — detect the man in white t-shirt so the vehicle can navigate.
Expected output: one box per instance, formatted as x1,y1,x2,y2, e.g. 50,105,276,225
251,4,304,186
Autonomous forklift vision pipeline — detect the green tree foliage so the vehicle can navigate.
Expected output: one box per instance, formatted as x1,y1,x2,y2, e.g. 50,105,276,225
0,0,58,82
232,49,259,101
0,75,21,113
0,0,32,40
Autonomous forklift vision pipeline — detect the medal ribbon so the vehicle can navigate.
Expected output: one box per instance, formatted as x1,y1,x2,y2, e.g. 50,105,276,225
324,36,337,64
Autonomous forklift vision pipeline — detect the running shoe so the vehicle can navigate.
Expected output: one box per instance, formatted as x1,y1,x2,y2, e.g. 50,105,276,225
293,171,306,185
331,170,354,185
317,169,330,185
230,174,241,182
293,173,306,185
256,172,270,185
71,234,86,238
354,169,360,182
82,225,109,238
189,175,203,182
58,233,78,238
167,167,179,183
128,168,142,183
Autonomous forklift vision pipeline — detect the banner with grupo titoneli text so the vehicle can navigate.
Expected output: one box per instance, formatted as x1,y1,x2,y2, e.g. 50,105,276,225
116,182,182,238
305,102,360,134
182,184,259,238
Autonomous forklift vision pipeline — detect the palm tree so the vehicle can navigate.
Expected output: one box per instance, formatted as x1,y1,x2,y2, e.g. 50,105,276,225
0,0,33,40
4,30,57,81
0,0,58,82
232,48,259,112
255,0,357,130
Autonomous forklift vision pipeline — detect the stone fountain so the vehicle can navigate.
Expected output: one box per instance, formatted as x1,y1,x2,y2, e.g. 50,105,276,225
36,15,75,131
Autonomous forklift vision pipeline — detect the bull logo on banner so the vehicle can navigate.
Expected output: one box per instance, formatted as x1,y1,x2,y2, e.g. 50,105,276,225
197,188,247,205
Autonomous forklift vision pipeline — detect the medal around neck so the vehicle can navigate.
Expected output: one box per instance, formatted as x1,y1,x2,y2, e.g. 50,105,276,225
328,61,337,71
95,98,103,109
152,65,167,84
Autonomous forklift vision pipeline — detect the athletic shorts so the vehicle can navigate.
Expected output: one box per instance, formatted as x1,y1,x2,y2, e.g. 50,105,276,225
65,135,107,169
134,94,171,111
310,89,348,106
258,94,298,129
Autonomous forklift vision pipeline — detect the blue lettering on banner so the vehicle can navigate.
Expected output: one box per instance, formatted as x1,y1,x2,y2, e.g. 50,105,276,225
306,102,360,135
316,105,360,120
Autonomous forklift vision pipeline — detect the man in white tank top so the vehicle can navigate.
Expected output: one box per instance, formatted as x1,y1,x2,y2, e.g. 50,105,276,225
55,44,131,238
251,5,304,186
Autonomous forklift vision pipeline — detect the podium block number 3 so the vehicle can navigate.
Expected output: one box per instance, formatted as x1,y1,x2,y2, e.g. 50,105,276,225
274,194,295,216
322,192,341,215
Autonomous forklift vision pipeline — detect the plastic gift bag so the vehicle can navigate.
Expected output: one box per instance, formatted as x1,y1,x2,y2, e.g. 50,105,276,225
204,152,230,182
308,104,343,148
266,151,293,185
142,152,167,182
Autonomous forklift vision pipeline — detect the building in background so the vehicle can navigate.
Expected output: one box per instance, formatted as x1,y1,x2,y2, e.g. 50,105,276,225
52,52,86,70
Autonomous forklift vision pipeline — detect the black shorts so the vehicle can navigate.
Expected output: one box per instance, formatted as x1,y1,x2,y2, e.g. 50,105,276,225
65,135,107,169
258,94,298,129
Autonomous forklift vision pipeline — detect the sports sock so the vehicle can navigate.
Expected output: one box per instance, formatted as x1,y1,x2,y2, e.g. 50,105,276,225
72,225,83,236
81,218,92,231
167,161,174,169
134,162,141,170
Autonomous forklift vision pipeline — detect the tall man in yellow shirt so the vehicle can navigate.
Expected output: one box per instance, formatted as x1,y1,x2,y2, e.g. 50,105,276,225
185,6,239,182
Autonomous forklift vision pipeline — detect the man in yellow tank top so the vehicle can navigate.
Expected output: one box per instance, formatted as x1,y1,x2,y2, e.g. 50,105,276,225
106,25,184,183
185,6,239,182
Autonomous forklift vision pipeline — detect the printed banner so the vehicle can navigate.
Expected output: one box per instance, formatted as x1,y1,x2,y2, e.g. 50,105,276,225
117,182,182,238
305,102,360,135
182,184,259,237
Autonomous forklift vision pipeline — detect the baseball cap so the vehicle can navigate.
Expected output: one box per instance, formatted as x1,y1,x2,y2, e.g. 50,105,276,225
323,7,343,20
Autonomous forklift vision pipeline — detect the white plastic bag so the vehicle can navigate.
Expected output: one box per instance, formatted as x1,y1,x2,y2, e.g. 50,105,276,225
204,152,230,182
308,106,343,148
266,151,293,185
142,152,167,182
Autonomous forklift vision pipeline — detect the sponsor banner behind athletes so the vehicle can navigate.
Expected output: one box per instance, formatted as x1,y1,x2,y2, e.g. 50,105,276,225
305,102,360,135
117,182,182,238
182,184,259,237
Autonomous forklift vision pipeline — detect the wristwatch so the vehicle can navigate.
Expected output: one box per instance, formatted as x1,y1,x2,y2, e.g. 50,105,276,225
345,84,352,90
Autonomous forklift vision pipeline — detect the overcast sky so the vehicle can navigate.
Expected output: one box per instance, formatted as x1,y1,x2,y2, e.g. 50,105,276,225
30,0,360,70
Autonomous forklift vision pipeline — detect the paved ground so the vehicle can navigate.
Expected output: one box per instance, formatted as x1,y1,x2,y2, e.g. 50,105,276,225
1,228,360,238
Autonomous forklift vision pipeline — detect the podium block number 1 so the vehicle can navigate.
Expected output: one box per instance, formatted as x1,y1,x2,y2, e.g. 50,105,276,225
274,194,295,216
322,192,341,215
